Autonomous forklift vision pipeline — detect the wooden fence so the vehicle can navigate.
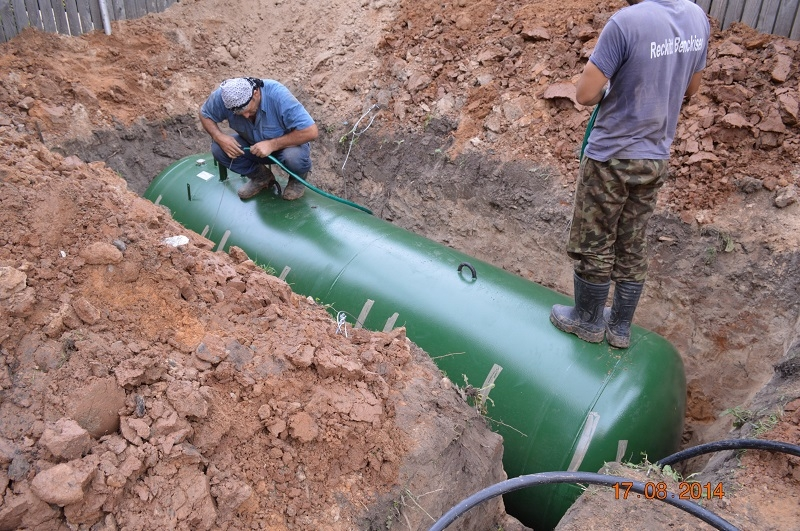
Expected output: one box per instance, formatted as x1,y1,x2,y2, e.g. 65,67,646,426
1,0,799,44
696,0,800,39
0,0,176,43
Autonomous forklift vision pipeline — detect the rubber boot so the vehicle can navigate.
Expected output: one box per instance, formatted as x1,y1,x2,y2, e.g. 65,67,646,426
603,281,644,348
282,174,306,201
550,273,610,343
238,165,276,200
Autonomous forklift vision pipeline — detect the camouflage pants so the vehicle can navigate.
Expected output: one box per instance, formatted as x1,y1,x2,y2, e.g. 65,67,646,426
567,156,668,284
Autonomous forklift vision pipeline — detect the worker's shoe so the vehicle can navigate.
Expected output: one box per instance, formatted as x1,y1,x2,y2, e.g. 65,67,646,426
603,281,644,349
282,175,306,201
550,273,610,343
237,165,276,200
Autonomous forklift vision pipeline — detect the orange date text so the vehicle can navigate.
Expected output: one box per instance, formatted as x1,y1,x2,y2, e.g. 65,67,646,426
612,481,724,500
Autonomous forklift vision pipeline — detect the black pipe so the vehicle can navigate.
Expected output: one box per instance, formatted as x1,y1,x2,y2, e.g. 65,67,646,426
431,438,800,530
428,471,739,531
657,438,800,467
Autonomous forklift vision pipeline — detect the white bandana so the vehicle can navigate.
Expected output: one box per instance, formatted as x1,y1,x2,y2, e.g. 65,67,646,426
220,78,254,110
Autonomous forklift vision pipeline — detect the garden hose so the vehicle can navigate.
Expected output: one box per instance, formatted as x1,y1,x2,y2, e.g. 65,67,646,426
241,147,373,215
579,102,600,159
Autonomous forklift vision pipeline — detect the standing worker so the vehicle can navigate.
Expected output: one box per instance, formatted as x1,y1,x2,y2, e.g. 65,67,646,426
550,0,710,347
199,77,319,200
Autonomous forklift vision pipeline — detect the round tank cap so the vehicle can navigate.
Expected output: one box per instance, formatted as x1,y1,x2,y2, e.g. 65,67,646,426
195,158,206,165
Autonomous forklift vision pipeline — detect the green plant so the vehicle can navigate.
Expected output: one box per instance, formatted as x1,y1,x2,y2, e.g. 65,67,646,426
258,263,277,276
700,226,736,253
722,406,753,428
703,246,717,265
340,134,358,146
659,464,683,483
312,297,336,311
752,412,781,437
720,231,735,252
384,488,440,529
457,374,495,415
528,164,556,180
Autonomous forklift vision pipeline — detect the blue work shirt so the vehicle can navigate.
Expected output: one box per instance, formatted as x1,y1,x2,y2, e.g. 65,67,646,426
200,79,315,145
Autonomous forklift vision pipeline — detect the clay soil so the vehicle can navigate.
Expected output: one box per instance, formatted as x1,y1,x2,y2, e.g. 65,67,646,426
0,0,799,530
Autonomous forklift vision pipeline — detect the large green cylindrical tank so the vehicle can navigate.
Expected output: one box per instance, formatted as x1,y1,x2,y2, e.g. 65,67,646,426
145,154,686,530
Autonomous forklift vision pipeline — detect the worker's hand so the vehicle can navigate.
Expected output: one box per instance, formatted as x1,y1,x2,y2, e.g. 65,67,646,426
249,139,276,158
218,135,245,159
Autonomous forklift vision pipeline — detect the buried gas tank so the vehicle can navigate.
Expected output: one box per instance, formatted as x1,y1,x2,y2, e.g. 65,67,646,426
145,153,686,530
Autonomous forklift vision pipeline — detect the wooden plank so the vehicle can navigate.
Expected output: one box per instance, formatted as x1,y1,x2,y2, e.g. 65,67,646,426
50,0,71,33
772,0,799,37
128,0,143,17
709,0,730,22
88,0,103,31
741,0,763,27
76,0,95,33
122,0,138,18
110,0,125,21
1,0,19,42
135,0,146,17
23,0,41,30
39,0,59,33
64,0,82,34
11,0,29,31
791,2,800,39
695,0,712,12
145,0,157,14
756,0,780,33
722,0,746,28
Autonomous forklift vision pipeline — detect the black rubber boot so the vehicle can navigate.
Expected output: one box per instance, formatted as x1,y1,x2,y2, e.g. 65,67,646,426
550,273,610,343
603,281,644,348
238,165,276,200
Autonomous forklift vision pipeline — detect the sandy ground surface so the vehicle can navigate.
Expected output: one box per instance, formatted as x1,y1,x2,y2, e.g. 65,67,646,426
0,0,799,529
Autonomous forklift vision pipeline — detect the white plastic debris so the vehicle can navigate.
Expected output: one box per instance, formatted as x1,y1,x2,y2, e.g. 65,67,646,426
162,235,190,247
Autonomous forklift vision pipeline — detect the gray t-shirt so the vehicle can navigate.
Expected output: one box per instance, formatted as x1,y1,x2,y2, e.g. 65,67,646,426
584,0,710,161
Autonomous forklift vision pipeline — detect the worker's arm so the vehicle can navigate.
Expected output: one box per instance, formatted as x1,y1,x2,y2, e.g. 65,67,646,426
575,61,609,107
684,71,703,99
249,124,319,158
199,112,245,159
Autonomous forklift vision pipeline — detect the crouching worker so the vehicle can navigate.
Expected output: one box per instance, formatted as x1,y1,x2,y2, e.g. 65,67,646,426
199,77,318,200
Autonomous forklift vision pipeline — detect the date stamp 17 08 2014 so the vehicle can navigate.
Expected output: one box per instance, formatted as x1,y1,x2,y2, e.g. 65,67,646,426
613,481,725,501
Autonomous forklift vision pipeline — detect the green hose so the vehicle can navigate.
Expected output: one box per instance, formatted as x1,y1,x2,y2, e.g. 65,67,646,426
242,147,374,215
580,103,600,160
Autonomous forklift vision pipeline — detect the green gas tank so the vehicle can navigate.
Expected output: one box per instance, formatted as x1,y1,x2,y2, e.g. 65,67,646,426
145,154,686,530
